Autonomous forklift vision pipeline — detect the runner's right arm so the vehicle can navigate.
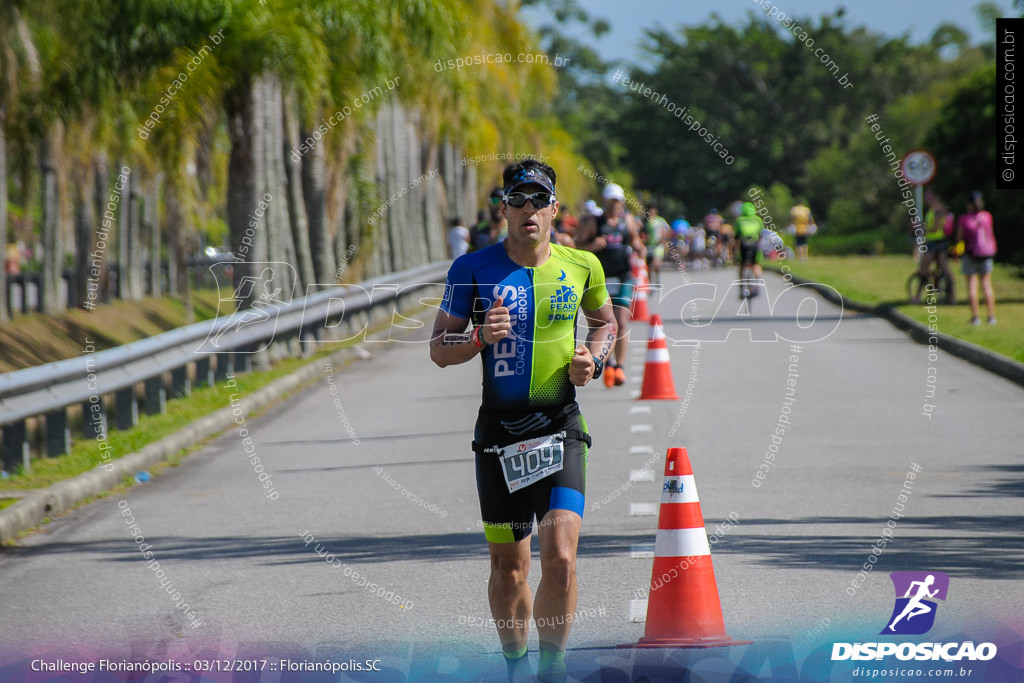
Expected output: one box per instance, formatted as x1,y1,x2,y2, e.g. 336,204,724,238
429,298,509,368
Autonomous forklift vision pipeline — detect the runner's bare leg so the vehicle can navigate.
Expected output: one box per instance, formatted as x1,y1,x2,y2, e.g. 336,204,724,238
488,538,533,652
535,510,582,651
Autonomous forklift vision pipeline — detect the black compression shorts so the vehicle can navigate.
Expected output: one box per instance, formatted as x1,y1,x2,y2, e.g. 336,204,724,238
473,403,589,543
739,242,761,266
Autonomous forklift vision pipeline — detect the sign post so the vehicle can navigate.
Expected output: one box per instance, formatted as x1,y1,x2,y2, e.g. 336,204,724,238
901,149,937,223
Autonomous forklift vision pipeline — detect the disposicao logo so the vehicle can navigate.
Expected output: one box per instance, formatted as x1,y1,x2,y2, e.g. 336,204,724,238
832,571,997,662
881,571,947,635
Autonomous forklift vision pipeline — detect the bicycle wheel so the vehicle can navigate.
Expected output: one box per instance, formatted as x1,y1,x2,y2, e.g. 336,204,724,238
906,272,924,301
936,271,954,305
740,267,755,307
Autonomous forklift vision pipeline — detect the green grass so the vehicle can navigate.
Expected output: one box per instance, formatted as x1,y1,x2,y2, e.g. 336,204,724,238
0,336,367,492
0,289,223,373
772,255,1024,363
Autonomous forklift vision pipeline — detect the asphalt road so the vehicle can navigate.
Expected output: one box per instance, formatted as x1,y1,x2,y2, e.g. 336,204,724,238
1,263,1021,680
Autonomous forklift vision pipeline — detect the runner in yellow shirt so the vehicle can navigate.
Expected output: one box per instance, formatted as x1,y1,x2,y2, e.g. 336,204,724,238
790,201,815,262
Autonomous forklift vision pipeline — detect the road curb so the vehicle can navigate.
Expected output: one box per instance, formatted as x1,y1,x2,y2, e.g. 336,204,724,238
0,324,404,544
775,269,1024,388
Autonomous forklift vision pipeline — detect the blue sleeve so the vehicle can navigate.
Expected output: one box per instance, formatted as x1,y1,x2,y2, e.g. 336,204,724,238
440,255,474,318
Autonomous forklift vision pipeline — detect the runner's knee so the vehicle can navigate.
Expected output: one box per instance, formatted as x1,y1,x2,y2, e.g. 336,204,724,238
490,551,529,587
540,550,576,590
491,563,528,592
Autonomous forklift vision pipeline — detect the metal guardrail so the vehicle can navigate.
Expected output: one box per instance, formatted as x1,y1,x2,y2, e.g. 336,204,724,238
0,262,448,470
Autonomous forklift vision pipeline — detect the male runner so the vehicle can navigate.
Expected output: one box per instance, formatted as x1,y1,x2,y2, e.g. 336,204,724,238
470,187,508,251
644,204,670,284
430,160,616,683
576,183,644,387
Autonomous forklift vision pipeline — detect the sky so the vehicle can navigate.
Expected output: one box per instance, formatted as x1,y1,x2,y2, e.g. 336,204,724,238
520,0,1011,68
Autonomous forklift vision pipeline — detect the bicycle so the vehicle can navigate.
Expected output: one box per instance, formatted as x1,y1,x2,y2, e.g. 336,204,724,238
739,263,759,312
906,264,953,304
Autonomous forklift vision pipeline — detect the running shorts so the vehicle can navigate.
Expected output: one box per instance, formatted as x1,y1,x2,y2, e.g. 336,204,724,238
473,402,589,543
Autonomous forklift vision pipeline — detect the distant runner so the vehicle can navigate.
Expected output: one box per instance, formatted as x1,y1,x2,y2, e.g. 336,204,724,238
789,200,815,262
644,204,670,284
577,183,645,388
471,188,508,251
430,160,616,683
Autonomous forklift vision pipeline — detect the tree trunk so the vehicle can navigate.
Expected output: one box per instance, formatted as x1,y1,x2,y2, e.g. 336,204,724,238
146,177,161,297
372,102,393,277
261,75,294,297
40,124,64,315
301,121,334,285
388,100,409,273
73,159,96,309
227,74,267,311
116,159,128,299
283,93,316,290
0,103,7,321
93,155,112,303
127,180,144,300
166,182,192,322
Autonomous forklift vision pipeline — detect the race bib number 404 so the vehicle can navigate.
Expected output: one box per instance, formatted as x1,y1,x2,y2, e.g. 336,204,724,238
499,433,565,493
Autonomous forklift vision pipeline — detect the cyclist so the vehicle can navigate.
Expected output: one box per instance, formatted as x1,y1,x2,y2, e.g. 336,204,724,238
576,183,645,388
719,218,735,266
912,192,955,305
430,160,616,683
734,202,764,298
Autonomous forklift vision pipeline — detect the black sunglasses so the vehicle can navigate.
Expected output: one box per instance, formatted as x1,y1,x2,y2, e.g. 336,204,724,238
503,191,556,208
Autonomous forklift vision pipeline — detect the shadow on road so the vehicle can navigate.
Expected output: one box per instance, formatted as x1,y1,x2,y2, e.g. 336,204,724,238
5,513,1021,579
936,462,1024,499
705,515,1024,579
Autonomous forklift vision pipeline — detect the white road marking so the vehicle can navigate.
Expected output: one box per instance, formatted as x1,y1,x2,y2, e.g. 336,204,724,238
629,503,659,516
630,469,655,482
630,599,649,623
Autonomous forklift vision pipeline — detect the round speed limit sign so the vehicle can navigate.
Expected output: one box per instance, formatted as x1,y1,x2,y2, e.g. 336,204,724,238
901,150,936,185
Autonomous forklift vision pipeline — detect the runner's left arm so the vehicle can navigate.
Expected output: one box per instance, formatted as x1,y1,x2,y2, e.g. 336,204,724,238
627,215,647,260
568,301,617,387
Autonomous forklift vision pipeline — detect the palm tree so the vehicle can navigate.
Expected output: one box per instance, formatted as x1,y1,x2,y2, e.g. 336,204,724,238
0,2,20,320
13,3,68,315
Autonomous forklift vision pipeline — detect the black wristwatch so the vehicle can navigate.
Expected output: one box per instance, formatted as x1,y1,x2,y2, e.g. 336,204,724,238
592,356,605,380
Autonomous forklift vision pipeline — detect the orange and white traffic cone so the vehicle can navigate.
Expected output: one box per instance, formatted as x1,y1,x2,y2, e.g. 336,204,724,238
630,271,651,322
638,315,678,400
626,448,751,648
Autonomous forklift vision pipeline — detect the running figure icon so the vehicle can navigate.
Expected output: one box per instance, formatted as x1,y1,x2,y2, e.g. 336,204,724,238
888,575,939,631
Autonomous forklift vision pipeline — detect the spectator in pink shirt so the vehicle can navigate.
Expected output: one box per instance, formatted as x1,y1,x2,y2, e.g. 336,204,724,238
956,191,997,325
